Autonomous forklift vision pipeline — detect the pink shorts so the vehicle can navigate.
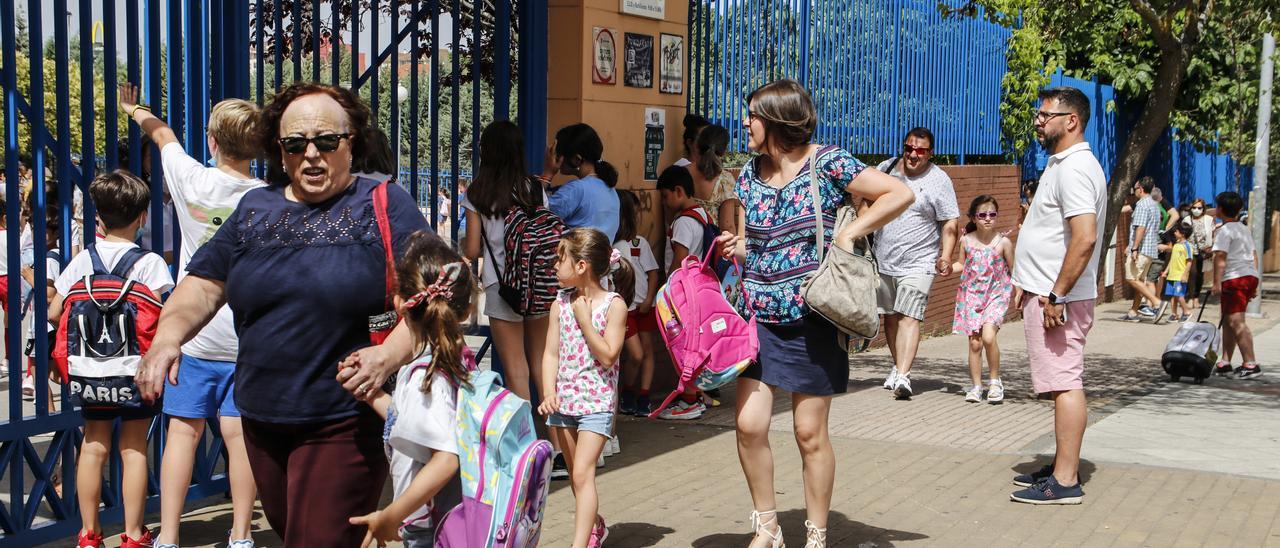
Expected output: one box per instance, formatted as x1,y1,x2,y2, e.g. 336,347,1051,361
1022,296,1096,394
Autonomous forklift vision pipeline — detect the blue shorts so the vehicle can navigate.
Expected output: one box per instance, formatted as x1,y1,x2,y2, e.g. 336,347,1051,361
546,411,614,437
162,355,240,419
1165,281,1187,298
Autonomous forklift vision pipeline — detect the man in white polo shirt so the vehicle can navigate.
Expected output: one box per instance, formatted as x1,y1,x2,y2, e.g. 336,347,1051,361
1010,87,1106,505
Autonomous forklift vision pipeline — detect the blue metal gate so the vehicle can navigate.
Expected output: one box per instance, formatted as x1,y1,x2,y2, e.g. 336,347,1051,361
1,1,546,544
688,0,1010,160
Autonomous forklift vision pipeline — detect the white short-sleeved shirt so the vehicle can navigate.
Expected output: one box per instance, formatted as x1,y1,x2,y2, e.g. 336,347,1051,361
665,207,709,271
25,250,62,337
1211,221,1258,282
873,160,960,275
54,241,174,297
162,143,267,362
386,353,459,531
1013,142,1108,302
613,236,660,309
460,194,507,289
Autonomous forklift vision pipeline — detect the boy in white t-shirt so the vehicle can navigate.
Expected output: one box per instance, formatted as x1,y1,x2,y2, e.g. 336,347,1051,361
119,82,264,548
654,165,708,420
1209,191,1262,379
48,170,175,548
612,190,660,417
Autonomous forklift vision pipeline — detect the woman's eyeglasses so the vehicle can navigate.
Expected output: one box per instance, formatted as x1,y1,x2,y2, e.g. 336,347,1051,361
278,133,351,154
975,211,998,220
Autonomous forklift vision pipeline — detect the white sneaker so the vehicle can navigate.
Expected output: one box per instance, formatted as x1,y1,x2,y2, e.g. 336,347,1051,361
21,373,35,401
987,379,1005,404
602,440,615,458
964,385,982,403
608,435,620,456
883,368,899,390
657,400,706,420
892,374,913,400
596,453,605,468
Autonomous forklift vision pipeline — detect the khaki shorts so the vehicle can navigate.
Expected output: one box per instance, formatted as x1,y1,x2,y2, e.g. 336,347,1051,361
876,273,934,321
1124,253,1155,282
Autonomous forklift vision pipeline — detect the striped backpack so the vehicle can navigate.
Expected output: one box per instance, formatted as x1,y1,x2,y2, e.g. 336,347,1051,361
435,370,553,548
499,202,564,316
52,246,162,411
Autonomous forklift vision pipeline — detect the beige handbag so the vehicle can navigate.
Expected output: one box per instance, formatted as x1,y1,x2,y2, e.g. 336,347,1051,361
798,151,881,341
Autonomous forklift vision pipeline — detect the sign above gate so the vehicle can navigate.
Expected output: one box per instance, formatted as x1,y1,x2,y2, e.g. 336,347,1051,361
621,0,665,20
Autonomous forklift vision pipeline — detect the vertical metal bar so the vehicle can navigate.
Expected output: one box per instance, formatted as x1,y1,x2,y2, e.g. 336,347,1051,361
371,0,381,123
148,0,166,253
495,0,511,120
257,0,265,101
293,0,303,81
80,0,97,241
187,0,207,159
126,0,142,176
798,0,810,86
391,4,401,170
313,0,322,81
2,0,21,424
471,0,482,204
451,0,461,244
210,0,224,103
54,0,73,260
27,0,51,418
410,0,421,203
430,0,440,224
170,0,187,160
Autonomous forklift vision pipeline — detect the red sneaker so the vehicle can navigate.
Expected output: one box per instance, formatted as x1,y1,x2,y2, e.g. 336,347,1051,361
77,530,104,548
120,528,154,548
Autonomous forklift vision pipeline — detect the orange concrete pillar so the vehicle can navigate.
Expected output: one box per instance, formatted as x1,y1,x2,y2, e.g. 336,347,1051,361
547,0,690,245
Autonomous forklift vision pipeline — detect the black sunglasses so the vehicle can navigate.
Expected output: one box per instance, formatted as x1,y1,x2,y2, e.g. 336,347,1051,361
278,133,351,154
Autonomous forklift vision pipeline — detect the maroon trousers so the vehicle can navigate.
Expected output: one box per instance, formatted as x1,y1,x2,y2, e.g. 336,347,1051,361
242,407,388,547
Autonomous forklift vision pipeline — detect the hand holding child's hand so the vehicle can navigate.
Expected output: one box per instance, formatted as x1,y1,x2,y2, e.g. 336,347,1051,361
538,393,560,416
349,509,401,548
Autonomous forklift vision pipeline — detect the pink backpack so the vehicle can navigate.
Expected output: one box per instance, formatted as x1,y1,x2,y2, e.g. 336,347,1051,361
647,244,758,419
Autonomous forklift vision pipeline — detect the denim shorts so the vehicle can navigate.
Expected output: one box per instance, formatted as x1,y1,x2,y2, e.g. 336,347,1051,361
162,355,240,419
401,524,434,548
546,411,614,437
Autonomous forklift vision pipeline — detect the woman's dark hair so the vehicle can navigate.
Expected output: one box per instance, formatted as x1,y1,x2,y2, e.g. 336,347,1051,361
694,124,729,180
259,82,372,186
554,123,618,187
745,79,816,152
356,127,396,176
964,194,999,234
682,114,710,154
557,227,636,305
469,121,542,217
615,189,640,243
1021,179,1039,197
396,231,477,393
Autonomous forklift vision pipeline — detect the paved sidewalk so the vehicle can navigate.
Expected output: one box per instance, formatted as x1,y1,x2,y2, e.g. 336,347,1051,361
39,287,1280,547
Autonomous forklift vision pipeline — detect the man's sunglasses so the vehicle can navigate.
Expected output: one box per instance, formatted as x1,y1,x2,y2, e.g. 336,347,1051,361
278,133,351,154
903,144,932,156
975,211,998,220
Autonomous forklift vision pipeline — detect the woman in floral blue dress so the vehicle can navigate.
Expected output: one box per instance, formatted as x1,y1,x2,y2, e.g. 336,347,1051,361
716,79,914,548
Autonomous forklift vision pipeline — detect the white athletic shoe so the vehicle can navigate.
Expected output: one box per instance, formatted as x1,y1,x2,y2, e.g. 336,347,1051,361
609,435,620,456
893,374,913,400
964,385,982,403
987,379,1005,404
883,368,899,390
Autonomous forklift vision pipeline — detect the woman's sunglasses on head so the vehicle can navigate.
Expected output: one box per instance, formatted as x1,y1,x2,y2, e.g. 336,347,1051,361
279,133,351,154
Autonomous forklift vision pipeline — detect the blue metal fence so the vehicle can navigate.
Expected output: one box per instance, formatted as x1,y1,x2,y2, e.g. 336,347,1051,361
689,0,1010,160
1,1,545,544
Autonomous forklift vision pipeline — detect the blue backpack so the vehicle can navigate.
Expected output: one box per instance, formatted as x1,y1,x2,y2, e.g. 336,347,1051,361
435,370,553,548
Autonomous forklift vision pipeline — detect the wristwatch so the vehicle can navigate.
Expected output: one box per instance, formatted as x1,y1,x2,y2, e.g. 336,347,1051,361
1048,292,1063,305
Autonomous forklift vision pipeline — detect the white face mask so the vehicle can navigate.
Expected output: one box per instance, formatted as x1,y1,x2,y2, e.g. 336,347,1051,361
1191,207,1203,216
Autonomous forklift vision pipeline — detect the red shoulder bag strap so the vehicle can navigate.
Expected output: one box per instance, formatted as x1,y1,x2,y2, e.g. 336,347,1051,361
373,181,395,311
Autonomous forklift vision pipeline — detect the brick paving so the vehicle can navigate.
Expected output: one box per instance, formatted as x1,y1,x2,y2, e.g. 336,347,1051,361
42,287,1280,547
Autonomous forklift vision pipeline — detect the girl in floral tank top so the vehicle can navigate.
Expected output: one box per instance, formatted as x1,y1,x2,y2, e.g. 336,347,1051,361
538,228,635,548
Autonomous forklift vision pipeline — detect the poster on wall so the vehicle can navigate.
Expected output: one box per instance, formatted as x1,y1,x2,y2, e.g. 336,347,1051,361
659,33,683,94
621,0,665,20
624,33,654,88
592,27,618,85
644,108,666,181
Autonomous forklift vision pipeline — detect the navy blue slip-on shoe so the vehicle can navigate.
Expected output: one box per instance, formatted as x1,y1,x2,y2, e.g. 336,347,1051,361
1010,477,1083,505
1012,464,1054,487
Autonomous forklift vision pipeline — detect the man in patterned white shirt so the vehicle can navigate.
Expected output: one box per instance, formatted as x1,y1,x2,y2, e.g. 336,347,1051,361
874,127,960,400
1119,177,1167,322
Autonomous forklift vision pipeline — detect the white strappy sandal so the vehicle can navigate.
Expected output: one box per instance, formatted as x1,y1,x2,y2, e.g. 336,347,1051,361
804,520,827,548
750,509,785,548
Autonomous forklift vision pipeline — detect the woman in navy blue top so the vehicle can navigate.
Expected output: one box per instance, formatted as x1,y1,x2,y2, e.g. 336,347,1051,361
136,83,431,546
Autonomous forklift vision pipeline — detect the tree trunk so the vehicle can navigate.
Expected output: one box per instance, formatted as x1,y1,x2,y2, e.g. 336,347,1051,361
1098,46,1192,284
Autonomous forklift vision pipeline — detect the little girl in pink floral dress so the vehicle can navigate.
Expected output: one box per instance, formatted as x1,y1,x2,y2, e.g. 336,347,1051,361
952,195,1015,404
538,228,635,548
